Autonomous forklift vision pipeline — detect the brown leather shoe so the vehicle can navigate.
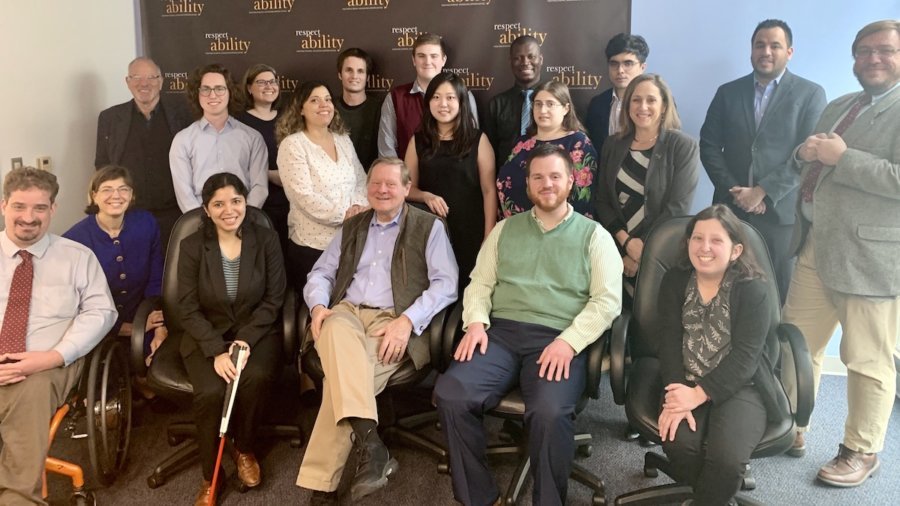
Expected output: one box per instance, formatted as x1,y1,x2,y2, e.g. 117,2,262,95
787,430,806,457
231,448,261,488
816,444,879,487
194,480,215,506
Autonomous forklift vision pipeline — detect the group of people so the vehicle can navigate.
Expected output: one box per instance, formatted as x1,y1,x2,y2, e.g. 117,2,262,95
0,15,896,506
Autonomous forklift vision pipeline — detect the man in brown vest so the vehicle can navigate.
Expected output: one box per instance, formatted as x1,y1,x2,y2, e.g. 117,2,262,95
295,157,458,504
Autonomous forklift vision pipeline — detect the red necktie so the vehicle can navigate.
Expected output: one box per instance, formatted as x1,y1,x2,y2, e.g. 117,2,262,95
0,250,34,354
800,93,872,203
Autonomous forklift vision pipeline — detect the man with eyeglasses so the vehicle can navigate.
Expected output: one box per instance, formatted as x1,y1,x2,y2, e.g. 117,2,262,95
485,35,545,170
700,19,826,307
780,18,900,488
169,63,268,212
95,57,192,249
335,48,384,172
585,33,649,151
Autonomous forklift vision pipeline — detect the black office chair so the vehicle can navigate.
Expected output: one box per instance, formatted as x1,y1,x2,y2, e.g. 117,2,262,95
299,301,452,462
438,304,610,505
608,216,814,506
130,206,303,490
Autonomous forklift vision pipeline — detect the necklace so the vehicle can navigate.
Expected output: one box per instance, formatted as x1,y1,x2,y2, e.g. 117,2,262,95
438,131,453,140
633,135,658,143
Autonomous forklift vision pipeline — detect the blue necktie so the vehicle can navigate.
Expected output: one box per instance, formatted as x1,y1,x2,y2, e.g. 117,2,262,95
521,89,534,135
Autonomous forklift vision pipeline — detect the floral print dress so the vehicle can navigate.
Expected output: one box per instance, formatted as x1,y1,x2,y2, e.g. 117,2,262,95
495,131,598,219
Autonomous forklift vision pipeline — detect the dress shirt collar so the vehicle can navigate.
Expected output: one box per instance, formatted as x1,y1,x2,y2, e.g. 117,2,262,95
871,81,900,105
410,80,426,95
131,99,162,119
370,206,405,227
199,115,236,132
1,231,51,259
529,203,574,232
753,69,786,88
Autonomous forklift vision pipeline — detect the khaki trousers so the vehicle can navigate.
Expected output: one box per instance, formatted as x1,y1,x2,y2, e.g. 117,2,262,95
781,238,899,453
0,358,84,505
296,301,407,492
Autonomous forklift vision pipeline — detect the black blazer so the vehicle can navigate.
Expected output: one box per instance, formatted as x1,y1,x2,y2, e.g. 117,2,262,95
585,88,614,152
594,129,700,240
95,95,192,168
176,222,286,359
656,268,785,422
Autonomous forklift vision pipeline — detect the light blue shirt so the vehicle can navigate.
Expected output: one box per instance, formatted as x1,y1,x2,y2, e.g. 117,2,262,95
0,233,116,365
304,208,458,335
753,69,785,127
169,115,269,211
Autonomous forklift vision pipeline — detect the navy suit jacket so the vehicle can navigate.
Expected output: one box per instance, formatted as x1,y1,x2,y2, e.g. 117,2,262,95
700,70,826,225
585,88,614,153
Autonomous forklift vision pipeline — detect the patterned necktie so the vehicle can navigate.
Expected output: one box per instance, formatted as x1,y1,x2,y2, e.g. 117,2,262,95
521,89,534,135
0,250,34,354
800,93,871,203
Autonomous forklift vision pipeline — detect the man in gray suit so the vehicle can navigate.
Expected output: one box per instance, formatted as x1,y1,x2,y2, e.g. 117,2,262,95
782,19,900,488
700,19,826,303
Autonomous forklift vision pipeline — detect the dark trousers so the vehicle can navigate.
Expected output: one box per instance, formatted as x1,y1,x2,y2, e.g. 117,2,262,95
434,318,587,506
735,212,794,306
149,205,183,253
182,335,280,480
287,241,324,295
661,385,767,506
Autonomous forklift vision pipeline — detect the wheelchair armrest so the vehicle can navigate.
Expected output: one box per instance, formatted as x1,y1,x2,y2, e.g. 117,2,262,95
427,303,452,369
779,322,815,427
282,289,299,365
440,303,464,373
609,309,631,406
584,327,610,400
130,296,161,375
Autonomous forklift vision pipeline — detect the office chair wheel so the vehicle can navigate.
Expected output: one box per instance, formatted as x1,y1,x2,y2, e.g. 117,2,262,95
643,464,658,478
741,476,756,490
69,490,96,506
86,339,132,486
290,437,303,448
577,444,593,458
437,462,451,474
167,434,186,446
624,424,640,441
638,436,657,447
147,474,165,489
592,492,607,505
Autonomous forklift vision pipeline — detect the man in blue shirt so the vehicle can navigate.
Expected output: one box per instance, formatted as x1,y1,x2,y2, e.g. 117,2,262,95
296,157,458,504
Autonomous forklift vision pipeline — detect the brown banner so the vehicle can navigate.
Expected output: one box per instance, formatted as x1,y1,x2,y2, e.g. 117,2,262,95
142,0,630,117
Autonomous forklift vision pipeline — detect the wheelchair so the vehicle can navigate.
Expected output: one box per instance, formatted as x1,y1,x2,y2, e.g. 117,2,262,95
43,335,132,505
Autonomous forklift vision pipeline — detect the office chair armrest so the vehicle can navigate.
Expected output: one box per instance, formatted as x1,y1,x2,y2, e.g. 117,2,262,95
282,289,299,365
779,322,815,426
584,328,611,399
439,303,464,373
130,296,161,375
609,309,631,405
427,303,452,369
297,302,311,352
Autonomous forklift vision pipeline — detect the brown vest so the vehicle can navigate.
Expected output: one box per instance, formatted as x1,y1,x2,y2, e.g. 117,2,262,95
331,204,437,369
390,82,424,158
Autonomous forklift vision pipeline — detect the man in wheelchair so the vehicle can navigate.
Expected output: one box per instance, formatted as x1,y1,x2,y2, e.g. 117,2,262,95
0,167,117,505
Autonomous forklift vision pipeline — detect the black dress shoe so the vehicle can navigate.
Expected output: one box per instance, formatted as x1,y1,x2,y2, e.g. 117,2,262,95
308,490,338,505
349,428,398,502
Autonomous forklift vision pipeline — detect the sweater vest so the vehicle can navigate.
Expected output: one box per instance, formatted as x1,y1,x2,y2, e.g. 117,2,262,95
491,212,596,331
390,82,424,158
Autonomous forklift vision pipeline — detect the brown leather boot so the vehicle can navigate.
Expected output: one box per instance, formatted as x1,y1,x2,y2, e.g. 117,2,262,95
231,447,261,488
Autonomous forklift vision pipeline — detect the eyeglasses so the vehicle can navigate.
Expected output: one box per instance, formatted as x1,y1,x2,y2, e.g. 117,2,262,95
96,186,133,197
254,79,278,87
533,100,563,110
609,60,639,70
127,75,161,83
199,85,228,97
854,47,899,60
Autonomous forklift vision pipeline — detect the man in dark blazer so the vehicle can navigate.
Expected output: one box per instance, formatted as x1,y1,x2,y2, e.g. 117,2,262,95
95,57,191,248
700,19,826,303
585,33,649,152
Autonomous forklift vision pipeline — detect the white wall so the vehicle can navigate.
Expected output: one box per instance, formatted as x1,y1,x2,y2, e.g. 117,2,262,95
0,1,138,233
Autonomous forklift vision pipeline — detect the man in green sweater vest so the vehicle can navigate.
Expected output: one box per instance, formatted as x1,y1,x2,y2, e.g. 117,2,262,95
435,144,623,505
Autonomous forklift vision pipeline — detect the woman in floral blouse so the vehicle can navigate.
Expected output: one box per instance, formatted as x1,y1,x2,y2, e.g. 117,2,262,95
496,80,598,219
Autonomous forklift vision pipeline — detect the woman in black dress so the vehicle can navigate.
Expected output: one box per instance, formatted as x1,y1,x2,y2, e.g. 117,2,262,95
404,72,497,289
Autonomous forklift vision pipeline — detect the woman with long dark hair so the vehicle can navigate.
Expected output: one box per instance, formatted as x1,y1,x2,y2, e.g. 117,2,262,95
405,72,496,287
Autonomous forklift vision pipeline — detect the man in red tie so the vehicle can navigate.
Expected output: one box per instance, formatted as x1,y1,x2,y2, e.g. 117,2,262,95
0,167,117,504
782,19,900,488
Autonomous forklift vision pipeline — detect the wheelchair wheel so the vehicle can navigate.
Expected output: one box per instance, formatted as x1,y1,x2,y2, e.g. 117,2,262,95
86,339,133,486
70,490,96,506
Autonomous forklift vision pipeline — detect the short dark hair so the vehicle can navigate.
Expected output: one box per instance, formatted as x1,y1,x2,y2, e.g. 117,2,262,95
3,166,59,203
200,172,249,238
510,35,540,54
337,47,373,74
524,143,575,177
86,165,135,214
752,19,793,47
413,33,446,55
241,63,282,111
187,63,243,119
605,33,650,63
679,204,765,281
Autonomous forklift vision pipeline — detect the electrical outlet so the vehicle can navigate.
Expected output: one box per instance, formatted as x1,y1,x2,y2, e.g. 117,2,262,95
36,156,52,172
11,157,23,170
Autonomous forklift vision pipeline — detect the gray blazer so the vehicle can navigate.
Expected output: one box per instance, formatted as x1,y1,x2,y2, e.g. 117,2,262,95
700,70,826,224
594,129,700,239
793,85,900,296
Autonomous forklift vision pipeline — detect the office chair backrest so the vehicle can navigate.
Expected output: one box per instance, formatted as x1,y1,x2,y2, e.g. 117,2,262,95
161,206,273,337
631,216,780,361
